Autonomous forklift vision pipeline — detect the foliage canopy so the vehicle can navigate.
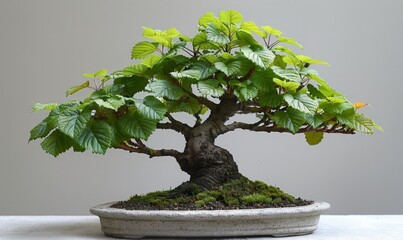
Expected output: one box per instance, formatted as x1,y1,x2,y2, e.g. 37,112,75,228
30,10,380,157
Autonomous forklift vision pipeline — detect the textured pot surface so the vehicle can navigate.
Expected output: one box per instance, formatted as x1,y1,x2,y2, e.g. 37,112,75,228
90,201,330,239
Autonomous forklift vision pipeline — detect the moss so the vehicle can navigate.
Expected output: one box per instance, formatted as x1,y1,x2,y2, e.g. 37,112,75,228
124,177,301,209
241,194,272,205
195,196,216,207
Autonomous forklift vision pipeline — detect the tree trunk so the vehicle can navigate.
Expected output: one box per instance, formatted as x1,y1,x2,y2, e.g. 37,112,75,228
173,96,243,193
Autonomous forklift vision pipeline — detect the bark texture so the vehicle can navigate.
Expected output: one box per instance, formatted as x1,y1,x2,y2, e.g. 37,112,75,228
173,96,243,192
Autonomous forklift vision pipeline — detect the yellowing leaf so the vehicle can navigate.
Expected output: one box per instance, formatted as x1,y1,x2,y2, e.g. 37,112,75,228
305,132,324,145
276,36,303,49
297,55,329,66
261,25,283,37
94,69,108,77
66,81,90,96
354,102,368,109
241,22,265,37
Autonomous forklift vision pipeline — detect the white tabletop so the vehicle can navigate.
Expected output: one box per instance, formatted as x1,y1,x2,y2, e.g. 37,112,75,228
0,215,402,239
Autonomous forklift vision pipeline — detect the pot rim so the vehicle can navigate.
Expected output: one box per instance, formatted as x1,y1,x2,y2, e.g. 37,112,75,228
90,201,330,220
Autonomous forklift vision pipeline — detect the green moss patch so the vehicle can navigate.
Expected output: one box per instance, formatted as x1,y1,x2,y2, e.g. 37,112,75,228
111,177,312,210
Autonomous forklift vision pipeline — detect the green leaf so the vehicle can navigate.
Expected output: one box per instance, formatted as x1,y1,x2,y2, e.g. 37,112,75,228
170,70,202,80
118,112,157,140
282,55,302,66
235,30,259,46
165,28,180,38
167,41,187,55
134,96,167,120
327,97,347,103
189,62,216,80
131,41,158,59
276,36,303,49
273,78,300,92
214,60,250,77
297,55,329,66
272,66,302,83
284,93,318,115
320,102,354,115
93,99,116,110
307,84,326,99
29,118,55,141
77,121,113,154
261,25,283,37
141,55,162,68
166,98,201,115
83,73,95,78
142,27,177,47
41,130,73,157
219,10,243,24
241,46,275,69
251,68,275,91
241,22,265,37
336,108,356,128
94,69,108,78
305,132,324,145
306,114,324,128
257,90,283,108
354,114,375,134
204,55,220,64
32,103,58,112
273,108,306,134
199,12,221,27
193,33,220,50
66,81,89,96
106,96,126,110
57,109,91,138
148,80,185,100
272,46,297,56
114,76,148,97
300,68,328,87
318,84,343,98
197,80,225,97
122,64,150,77
206,24,230,44
272,55,287,69
236,85,258,101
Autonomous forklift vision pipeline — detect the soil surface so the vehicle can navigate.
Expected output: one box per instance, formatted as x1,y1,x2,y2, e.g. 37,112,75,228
111,177,313,211
112,197,313,211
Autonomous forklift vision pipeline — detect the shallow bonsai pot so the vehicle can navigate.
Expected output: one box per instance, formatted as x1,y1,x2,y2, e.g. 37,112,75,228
90,201,330,239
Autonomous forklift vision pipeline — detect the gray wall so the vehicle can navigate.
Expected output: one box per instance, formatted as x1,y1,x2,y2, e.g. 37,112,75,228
1,0,402,215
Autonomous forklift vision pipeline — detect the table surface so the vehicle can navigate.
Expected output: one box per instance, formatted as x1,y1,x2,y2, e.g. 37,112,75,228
0,215,402,240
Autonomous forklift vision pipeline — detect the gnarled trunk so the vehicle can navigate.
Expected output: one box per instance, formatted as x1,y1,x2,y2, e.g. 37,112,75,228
176,132,241,190
173,96,243,193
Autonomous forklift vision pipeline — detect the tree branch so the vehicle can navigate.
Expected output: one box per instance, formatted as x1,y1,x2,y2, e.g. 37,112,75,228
156,114,192,137
116,140,182,159
218,121,355,136
184,89,217,110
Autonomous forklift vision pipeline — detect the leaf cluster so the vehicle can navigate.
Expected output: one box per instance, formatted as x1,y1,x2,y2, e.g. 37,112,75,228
30,10,381,157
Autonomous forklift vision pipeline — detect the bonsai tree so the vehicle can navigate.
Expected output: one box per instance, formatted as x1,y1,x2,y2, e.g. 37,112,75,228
30,10,380,199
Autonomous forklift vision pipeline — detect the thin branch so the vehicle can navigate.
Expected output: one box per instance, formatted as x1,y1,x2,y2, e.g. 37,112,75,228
268,40,280,49
263,37,268,48
193,112,202,127
182,47,194,57
179,84,217,110
267,34,272,47
167,113,192,132
156,113,192,136
116,140,182,159
218,121,355,136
